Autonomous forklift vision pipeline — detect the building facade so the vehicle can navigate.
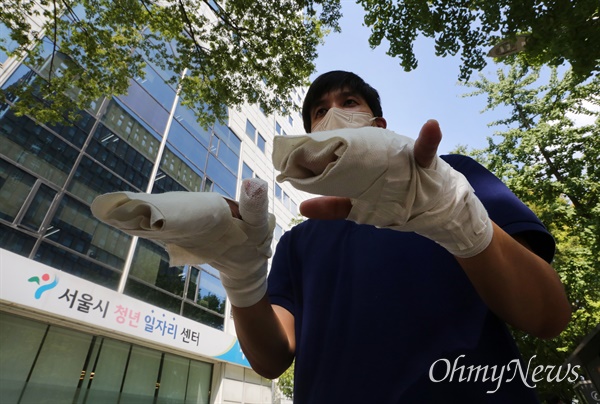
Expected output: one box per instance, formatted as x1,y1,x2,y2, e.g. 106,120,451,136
0,7,309,403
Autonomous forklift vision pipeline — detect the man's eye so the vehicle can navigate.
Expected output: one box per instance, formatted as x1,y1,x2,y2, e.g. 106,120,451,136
344,99,358,106
315,108,327,118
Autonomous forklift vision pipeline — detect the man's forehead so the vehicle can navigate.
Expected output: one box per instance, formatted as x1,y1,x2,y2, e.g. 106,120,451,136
313,88,362,108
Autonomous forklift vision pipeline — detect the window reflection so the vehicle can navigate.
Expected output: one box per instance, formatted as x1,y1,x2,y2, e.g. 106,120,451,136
87,124,154,191
35,242,122,290
0,159,36,221
0,107,78,187
242,162,254,179
21,184,56,231
130,238,185,299
117,80,170,135
183,265,226,330
0,312,214,403
0,223,36,257
257,133,266,154
69,156,138,204
206,154,236,198
124,278,182,315
157,146,204,192
245,119,256,140
174,101,211,147
102,99,161,161
134,63,176,112
46,194,130,271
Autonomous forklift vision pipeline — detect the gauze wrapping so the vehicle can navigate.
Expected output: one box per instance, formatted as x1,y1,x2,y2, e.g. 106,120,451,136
272,127,493,258
91,178,275,307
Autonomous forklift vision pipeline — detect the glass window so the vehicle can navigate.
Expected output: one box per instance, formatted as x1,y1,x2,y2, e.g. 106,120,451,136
275,184,282,200
69,156,138,204
187,360,212,403
139,39,180,85
282,129,287,136
87,124,154,191
174,101,211,147
0,63,31,93
245,119,256,140
0,312,215,403
0,313,47,403
203,177,213,192
198,272,226,315
283,192,290,209
157,354,188,402
45,109,94,148
185,266,200,301
0,108,78,187
35,242,122,290
157,151,203,193
257,133,266,153
0,223,36,257
84,338,130,402
102,100,162,161
274,224,283,242
275,122,281,135
46,195,103,252
130,238,185,298
242,162,254,179
19,326,93,403
117,80,170,135
167,119,209,172
290,200,298,215
0,159,36,221
211,133,240,175
134,64,177,111
289,116,293,126
0,22,19,63
21,183,56,231
120,345,161,401
183,302,224,331
213,122,241,154
206,154,237,198
124,278,182,315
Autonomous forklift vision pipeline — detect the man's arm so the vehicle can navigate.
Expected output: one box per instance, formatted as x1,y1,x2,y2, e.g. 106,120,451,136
456,223,570,339
299,120,571,339
231,296,295,379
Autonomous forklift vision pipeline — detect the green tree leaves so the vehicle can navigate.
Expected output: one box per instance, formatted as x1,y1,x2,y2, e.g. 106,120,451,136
464,62,599,400
358,0,600,82
1,0,341,126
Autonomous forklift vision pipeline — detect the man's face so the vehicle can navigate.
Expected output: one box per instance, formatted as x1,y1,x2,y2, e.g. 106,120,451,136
310,88,386,131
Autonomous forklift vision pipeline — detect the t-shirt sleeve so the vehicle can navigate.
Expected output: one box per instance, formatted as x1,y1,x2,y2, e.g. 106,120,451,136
442,154,556,263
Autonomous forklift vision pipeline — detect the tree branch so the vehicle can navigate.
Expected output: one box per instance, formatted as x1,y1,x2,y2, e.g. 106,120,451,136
510,95,587,215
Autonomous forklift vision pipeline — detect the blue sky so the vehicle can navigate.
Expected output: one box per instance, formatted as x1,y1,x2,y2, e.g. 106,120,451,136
311,2,508,154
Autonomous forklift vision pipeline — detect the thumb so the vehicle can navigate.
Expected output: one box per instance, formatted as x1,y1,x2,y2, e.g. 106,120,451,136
299,196,352,220
238,178,269,226
414,119,442,168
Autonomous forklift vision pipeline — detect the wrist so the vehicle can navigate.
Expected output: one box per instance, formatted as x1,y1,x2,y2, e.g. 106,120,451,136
219,262,268,308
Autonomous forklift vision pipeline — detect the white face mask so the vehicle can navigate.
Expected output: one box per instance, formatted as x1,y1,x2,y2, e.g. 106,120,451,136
311,107,377,132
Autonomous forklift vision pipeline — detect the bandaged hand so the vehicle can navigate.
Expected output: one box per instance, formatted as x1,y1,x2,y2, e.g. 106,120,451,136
90,178,275,307
272,125,493,258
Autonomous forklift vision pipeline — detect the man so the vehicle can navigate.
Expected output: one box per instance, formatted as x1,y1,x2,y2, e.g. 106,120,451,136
92,71,571,402
232,71,570,402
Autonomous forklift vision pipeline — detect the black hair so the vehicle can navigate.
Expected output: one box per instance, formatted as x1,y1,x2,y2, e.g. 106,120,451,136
302,70,383,132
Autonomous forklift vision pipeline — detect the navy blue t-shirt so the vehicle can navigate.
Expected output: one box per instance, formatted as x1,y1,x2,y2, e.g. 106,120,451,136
268,155,555,403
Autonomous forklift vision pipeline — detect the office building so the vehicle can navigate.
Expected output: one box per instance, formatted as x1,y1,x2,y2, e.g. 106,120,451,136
0,6,309,403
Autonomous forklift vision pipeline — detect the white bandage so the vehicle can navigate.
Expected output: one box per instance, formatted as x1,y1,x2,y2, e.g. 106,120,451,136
272,127,493,257
91,178,275,307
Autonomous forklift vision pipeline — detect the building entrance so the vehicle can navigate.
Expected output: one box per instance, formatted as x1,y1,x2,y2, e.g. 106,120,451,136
0,311,213,403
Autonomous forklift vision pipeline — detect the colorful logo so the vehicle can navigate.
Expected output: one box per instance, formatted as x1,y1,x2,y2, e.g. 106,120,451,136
28,273,59,299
